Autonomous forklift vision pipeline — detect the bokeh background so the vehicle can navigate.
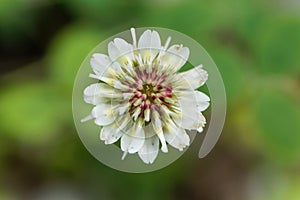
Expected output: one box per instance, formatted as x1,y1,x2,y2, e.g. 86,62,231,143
1,0,300,199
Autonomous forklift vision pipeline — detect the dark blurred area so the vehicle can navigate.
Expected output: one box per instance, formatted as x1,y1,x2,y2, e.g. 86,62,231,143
1,0,300,199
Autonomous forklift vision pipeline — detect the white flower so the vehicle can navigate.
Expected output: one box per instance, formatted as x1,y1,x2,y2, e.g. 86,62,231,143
82,28,210,164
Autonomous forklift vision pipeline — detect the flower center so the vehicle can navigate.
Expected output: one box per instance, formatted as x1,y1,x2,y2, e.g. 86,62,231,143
127,68,173,122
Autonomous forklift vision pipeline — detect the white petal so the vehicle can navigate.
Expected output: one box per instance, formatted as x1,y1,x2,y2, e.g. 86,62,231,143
121,122,145,154
114,38,133,53
198,101,210,112
139,49,160,64
138,136,159,164
197,127,203,133
176,90,210,112
90,53,111,75
137,30,162,64
175,65,208,89
172,93,200,130
175,107,206,133
152,110,168,153
163,36,171,51
100,77,129,90
138,30,161,49
138,125,159,164
100,114,131,144
196,111,206,132
81,114,94,123
89,59,124,83
118,102,130,115
160,45,190,72
84,83,122,99
194,90,210,102
167,45,189,61
108,41,120,62
132,107,141,121
83,83,101,96
83,83,109,105
115,114,132,133
194,91,210,111
89,68,121,84
130,27,137,48
92,103,116,126
144,108,150,122
108,38,133,62
164,120,190,151
100,123,123,144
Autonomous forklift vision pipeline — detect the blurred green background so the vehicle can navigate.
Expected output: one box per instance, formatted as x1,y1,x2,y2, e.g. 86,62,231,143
1,0,300,199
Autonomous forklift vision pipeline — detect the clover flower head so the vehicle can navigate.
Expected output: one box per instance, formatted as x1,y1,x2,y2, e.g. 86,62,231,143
82,28,210,164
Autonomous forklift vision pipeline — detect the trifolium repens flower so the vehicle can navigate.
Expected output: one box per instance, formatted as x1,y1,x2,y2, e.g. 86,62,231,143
81,28,210,164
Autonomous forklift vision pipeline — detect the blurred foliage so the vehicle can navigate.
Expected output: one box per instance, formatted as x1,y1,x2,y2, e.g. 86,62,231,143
253,88,300,165
212,47,249,103
0,82,68,145
0,0,300,199
248,167,300,200
47,23,104,88
255,17,300,74
0,0,26,29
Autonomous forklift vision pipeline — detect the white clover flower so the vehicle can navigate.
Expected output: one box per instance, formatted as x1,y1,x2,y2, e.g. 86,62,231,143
81,28,210,164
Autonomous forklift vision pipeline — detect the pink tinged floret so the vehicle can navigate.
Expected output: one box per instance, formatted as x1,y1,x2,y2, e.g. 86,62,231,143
151,93,157,100
141,94,147,100
135,91,142,98
145,100,151,109
164,86,172,98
